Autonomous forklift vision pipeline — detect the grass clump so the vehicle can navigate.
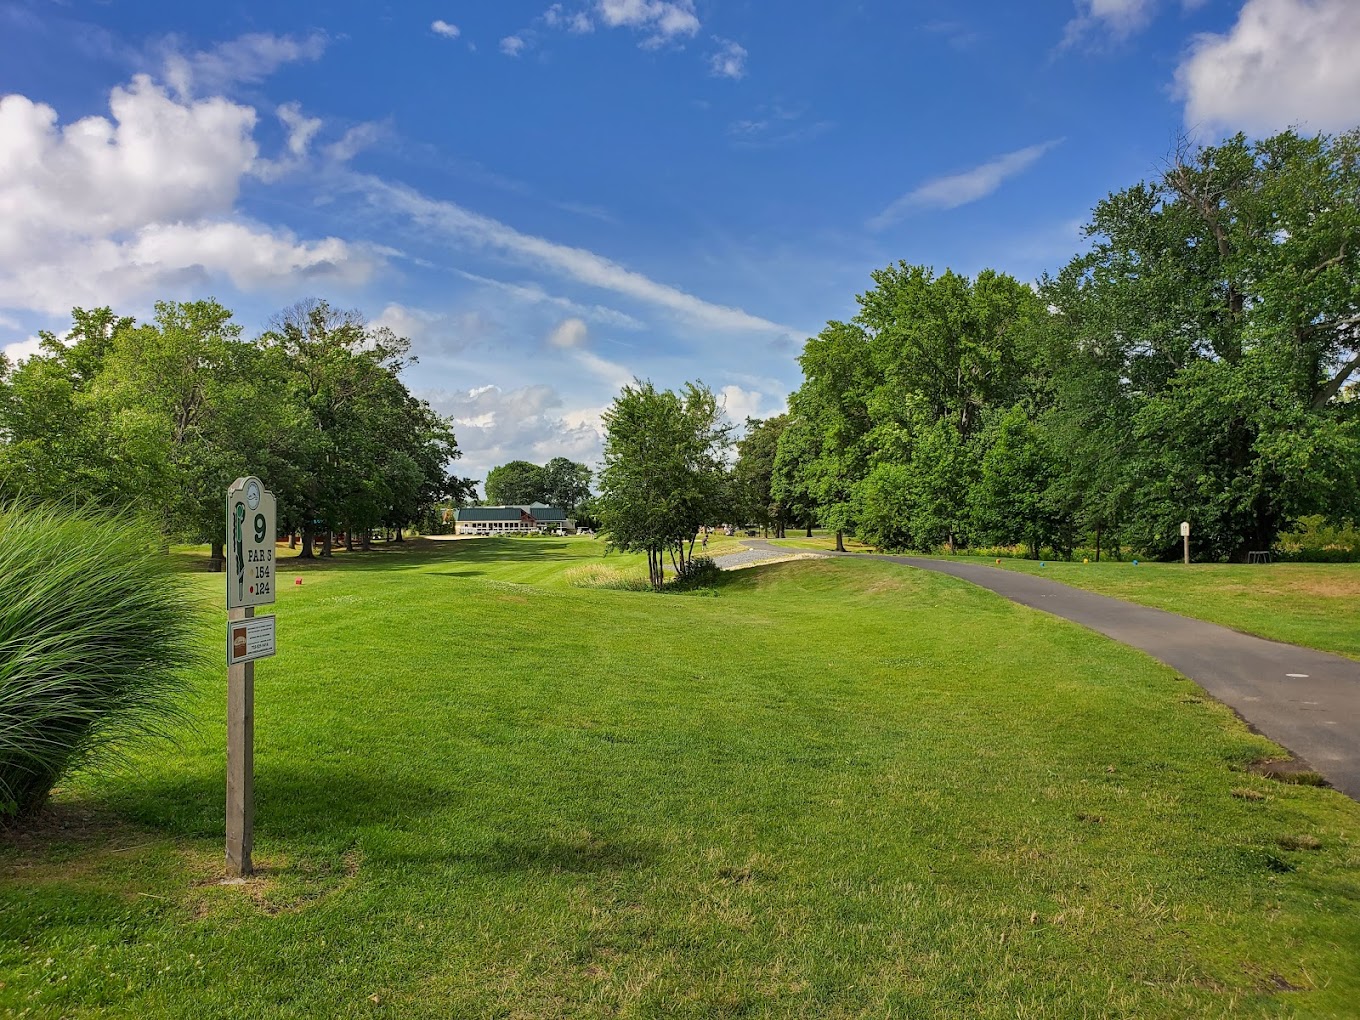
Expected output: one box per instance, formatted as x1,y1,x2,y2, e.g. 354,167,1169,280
562,562,652,591
0,505,205,820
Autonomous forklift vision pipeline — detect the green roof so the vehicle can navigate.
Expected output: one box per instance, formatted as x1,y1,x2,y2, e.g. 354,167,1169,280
454,505,568,523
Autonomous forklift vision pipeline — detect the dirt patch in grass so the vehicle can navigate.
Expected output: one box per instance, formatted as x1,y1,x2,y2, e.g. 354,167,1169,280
1249,758,1330,786
1276,834,1323,852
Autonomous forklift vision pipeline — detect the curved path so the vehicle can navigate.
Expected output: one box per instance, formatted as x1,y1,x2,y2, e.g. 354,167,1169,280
743,541,1360,800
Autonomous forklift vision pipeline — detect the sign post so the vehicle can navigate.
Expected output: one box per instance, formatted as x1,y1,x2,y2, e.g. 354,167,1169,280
1180,520,1191,565
225,476,277,877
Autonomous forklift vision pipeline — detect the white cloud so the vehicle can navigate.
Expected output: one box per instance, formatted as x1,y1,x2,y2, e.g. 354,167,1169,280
254,101,323,180
1174,0,1360,135
423,383,605,478
431,20,461,39
0,74,377,315
500,35,527,56
708,39,748,80
1062,0,1156,45
324,121,386,164
596,0,700,46
869,140,1062,227
369,303,489,354
545,4,595,33
359,175,799,338
163,31,328,97
455,270,644,329
547,317,590,349
3,336,44,364
719,384,776,425
574,349,634,390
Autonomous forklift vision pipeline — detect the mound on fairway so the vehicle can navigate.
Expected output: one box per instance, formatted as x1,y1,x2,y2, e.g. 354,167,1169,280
2,538,1358,1019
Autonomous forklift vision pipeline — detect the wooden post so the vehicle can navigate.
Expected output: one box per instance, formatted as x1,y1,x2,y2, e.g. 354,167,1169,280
226,605,254,877
1183,534,1189,565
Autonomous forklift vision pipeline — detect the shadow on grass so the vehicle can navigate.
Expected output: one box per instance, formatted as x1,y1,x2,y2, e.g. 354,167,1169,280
176,538,595,574
105,766,461,843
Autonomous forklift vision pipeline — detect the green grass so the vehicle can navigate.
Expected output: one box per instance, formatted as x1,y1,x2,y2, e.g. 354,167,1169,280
3,537,1359,1018
948,555,1360,661
772,536,1360,661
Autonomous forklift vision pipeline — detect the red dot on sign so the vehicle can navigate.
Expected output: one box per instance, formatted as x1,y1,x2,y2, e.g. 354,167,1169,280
249,586,254,594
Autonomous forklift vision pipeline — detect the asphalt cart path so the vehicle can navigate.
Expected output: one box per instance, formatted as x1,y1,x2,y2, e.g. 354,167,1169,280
743,541,1360,800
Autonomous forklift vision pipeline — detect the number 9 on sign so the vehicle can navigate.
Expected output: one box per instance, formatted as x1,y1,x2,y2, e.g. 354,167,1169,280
254,513,267,543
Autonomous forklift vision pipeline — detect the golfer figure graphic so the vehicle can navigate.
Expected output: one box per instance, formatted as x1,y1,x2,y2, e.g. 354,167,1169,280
233,501,246,602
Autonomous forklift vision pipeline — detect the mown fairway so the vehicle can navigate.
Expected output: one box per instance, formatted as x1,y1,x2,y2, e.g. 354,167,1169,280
2,538,1359,1018
966,558,1360,662
774,536,1360,662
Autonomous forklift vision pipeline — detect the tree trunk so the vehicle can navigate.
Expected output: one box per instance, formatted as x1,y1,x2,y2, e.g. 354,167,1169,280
947,529,956,555
288,532,297,549
1095,526,1101,563
361,529,372,551
834,531,845,552
345,526,355,552
208,539,226,573
805,519,813,538
321,531,333,557
299,526,315,559
395,527,404,543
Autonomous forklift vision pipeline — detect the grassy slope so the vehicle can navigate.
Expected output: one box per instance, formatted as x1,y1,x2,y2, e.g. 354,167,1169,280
772,536,1360,661
2,537,1358,1019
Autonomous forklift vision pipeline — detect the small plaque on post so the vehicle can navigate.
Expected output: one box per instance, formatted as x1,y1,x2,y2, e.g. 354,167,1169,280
227,615,276,665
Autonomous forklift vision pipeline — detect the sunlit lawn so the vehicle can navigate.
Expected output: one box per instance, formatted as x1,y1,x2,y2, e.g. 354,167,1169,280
2,537,1358,1018
772,535,1360,661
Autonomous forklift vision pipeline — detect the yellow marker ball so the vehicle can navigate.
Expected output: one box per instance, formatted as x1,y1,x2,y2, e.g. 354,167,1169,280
1083,558,1089,564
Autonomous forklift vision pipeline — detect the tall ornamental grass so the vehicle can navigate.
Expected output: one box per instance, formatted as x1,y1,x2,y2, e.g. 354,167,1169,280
0,505,205,820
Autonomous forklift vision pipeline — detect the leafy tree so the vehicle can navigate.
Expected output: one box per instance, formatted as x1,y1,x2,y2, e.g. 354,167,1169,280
971,403,1076,559
484,460,548,506
596,380,731,589
733,415,788,536
93,299,288,568
0,308,141,511
771,412,821,537
541,457,593,518
1045,128,1360,558
260,300,458,557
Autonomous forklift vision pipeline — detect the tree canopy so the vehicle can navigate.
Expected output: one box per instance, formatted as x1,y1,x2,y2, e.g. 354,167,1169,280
0,299,462,565
596,380,731,588
776,128,1360,561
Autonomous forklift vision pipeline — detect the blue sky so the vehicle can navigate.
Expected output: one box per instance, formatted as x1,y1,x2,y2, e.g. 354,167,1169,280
2,0,1357,481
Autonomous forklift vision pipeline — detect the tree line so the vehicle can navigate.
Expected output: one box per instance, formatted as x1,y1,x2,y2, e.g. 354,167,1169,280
0,298,470,566
734,129,1360,562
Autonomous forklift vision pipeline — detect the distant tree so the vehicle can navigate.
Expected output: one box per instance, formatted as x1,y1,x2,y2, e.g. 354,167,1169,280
484,460,547,506
771,413,821,537
260,300,457,557
541,456,593,517
596,380,732,589
733,415,788,536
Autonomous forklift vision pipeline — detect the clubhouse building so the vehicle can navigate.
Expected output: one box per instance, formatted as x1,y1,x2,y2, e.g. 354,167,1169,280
454,503,572,535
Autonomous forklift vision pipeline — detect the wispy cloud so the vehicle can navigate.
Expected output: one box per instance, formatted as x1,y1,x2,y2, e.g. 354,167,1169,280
356,175,798,338
162,31,328,96
708,38,747,79
455,270,644,330
728,105,832,149
430,20,461,39
869,140,1062,228
500,35,527,56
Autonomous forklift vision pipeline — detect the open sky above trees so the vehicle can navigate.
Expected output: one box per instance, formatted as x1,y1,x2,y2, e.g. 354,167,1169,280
3,0,1357,479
